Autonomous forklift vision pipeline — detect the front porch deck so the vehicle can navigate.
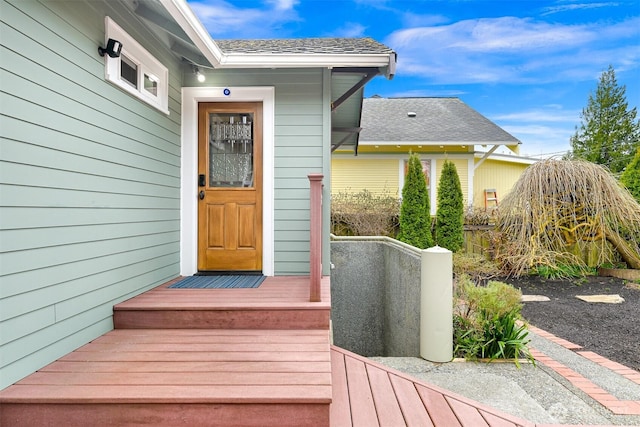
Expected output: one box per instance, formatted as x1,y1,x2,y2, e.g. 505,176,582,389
0,275,535,426
114,275,331,330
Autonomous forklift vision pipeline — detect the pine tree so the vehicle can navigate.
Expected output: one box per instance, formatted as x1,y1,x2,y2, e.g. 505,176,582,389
620,148,640,203
397,153,433,248
435,160,464,252
569,65,640,174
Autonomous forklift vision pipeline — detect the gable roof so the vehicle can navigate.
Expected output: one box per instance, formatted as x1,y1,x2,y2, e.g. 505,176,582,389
359,97,520,147
158,0,396,76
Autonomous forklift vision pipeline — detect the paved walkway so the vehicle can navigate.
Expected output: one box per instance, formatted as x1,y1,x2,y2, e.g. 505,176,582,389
372,327,640,426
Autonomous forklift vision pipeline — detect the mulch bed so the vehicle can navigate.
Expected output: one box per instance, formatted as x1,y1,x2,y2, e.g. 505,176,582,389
499,275,640,372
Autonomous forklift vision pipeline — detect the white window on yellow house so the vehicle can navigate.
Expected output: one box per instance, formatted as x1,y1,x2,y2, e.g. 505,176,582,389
402,158,432,189
400,158,436,215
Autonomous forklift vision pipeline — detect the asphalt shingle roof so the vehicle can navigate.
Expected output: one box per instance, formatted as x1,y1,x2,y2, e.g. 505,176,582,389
214,38,394,55
359,97,521,144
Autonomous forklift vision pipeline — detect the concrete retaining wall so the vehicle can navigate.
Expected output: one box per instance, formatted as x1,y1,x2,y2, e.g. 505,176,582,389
330,239,421,356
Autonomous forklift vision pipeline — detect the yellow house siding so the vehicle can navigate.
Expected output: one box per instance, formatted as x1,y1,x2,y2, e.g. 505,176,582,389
473,159,530,208
435,158,470,208
331,158,400,196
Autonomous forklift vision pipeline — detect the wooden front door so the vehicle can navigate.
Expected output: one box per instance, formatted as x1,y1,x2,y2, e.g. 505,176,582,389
197,102,263,271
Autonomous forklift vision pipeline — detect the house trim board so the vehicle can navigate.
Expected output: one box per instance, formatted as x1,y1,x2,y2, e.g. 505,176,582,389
181,86,276,276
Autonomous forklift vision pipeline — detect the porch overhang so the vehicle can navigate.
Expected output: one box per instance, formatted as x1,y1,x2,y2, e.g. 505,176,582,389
158,0,397,77
153,0,397,156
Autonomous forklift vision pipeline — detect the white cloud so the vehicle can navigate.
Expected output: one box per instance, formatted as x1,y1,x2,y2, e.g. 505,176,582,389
385,16,640,85
387,88,468,97
541,2,620,16
490,105,581,156
333,22,367,38
188,0,299,37
503,124,574,157
493,109,579,123
265,0,298,11
401,12,450,27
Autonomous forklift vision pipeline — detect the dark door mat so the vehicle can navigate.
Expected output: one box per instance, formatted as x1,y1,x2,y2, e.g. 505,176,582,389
168,275,266,289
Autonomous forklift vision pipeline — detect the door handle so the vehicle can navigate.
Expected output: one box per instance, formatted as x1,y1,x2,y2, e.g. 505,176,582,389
199,191,205,200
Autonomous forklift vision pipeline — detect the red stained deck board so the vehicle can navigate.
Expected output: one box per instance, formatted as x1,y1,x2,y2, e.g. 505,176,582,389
1,402,329,427
365,363,406,426
389,373,435,427
444,396,490,427
91,330,330,344
479,410,527,427
113,309,330,329
330,350,353,426
58,350,329,363
74,342,329,353
95,328,329,341
42,360,333,373
344,356,380,427
17,371,332,386
416,385,462,427
1,384,331,404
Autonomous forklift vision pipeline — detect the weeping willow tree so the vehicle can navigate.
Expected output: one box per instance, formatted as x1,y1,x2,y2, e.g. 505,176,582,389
496,159,640,277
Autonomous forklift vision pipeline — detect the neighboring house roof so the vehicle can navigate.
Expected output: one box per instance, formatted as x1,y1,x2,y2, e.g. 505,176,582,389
474,151,538,165
359,97,521,149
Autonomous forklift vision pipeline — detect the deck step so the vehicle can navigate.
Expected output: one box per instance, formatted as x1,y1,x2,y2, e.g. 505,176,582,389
113,276,331,330
0,329,332,427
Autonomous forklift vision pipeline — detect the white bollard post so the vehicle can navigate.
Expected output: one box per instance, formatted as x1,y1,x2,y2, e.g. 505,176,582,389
420,246,453,362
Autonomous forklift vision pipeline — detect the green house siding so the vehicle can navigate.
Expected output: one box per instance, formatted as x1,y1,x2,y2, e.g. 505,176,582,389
0,0,183,389
189,68,328,275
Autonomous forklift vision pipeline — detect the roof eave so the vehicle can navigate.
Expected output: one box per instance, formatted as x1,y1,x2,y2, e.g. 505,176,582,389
160,0,223,67
220,53,393,71
359,141,520,146
160,0,396,78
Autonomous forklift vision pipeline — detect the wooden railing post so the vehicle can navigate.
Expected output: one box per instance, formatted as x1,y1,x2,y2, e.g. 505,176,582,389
308,173,324,302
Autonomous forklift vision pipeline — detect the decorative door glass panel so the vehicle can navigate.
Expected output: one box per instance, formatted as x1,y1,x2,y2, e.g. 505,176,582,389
209,113,254,187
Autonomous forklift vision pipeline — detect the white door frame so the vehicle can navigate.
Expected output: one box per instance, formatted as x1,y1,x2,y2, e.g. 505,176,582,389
180,86,275,276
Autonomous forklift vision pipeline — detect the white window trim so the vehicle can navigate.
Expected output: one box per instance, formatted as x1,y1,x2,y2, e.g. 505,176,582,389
103,17,169,114
180,87,275,277
398,158,437,216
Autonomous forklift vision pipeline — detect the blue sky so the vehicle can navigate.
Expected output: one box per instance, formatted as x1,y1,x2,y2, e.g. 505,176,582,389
187,0,640,158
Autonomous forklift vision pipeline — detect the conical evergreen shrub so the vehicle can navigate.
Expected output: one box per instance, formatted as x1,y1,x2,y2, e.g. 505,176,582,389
435,160,464,252
397,153,433,248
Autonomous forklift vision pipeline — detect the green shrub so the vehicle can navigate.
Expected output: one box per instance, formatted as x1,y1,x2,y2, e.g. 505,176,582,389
453,276,533,366
620,147,640,203
532,264,595,280
397,153,433,248
331,189,399,236
435,160,464,251
453,252,499,282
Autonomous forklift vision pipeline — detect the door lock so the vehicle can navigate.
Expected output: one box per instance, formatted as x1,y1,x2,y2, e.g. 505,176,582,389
198,174,206,187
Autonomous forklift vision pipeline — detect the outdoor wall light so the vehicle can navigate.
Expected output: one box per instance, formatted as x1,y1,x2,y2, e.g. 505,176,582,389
193,65,205,83
98,38,123,58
